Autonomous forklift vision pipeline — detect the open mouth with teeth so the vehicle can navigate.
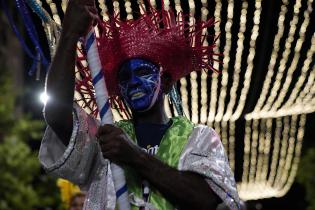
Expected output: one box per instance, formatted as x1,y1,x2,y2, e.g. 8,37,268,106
130,92,146,100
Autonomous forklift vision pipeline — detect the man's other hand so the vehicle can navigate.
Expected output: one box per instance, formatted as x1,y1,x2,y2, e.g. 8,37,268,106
96,125,143,166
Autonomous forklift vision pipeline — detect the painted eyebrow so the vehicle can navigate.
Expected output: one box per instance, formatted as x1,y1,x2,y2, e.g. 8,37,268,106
135,65,158,72
134,67,151,74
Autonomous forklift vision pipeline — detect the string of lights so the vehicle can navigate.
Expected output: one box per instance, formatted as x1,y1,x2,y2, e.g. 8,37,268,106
44,0,61,25
222,1,248,122
61,0,67,13
246,0,289,120
254,118,266,184
200,0,209,124
180,77,190,119
221,1,248,171
271,0,313,112
273,116,296,189
214,0,234,123
290,59,315,116
259,0,302,114
269,116,290,191
300,75,315,109
239,115,305,200
124,0,133,20
218,1,248,171
228,121,236,171
278,114,306,196
113,0,120,15
295,67,315,106
239,119,252,193
259,118,272,182
207,0,221,127
190,71,199,123
221,120,228,152
281,116,299,189
231,0,262,121
267,118,283,186
212,0,235,165
248,119,259,184
283,35,315,110
98,0,109,21
188,0,199,124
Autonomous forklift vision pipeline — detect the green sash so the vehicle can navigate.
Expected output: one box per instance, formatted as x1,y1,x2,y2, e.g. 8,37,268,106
115,116,194,210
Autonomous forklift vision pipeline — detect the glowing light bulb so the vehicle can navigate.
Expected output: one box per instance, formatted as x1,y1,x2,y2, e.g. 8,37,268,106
40,91,49,105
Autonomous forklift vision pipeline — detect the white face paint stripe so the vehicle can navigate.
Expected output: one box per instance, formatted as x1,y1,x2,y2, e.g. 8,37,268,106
139,70,162,112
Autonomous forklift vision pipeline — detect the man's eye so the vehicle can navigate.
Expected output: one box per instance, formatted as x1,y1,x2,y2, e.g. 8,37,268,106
118,71,130,82
135,68,150,76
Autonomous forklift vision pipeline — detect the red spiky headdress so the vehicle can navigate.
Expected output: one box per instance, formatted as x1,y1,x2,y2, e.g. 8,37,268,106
75,3,219,116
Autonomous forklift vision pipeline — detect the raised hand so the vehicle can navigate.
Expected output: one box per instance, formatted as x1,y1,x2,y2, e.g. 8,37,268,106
62,0,98,38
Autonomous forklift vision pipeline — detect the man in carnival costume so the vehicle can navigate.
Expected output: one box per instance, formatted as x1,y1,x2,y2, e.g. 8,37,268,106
39,0,240,209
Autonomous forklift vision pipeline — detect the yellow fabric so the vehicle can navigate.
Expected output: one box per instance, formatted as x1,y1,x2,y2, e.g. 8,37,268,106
57,178,81,209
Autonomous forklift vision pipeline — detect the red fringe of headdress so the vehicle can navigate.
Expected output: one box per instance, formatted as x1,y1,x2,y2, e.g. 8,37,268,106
97,6,219,98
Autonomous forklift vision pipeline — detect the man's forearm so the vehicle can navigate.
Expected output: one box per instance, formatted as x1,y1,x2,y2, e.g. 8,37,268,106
131,152,220,210
44,32,79,145
44,0,96,145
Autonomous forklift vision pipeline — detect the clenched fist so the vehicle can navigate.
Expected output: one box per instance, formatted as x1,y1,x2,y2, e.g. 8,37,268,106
96,124,144,166
62,0,98,38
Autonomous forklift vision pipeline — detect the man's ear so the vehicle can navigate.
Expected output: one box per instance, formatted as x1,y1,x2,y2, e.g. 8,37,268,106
161,71,174,94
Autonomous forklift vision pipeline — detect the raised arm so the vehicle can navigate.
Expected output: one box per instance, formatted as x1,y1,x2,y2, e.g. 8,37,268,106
44,0,97,145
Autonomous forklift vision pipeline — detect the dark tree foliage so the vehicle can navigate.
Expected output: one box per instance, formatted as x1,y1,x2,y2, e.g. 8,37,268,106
0,68,63,210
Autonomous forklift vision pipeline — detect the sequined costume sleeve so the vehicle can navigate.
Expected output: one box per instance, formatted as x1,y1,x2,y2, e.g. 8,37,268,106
178,125,241,210
38,104,116,210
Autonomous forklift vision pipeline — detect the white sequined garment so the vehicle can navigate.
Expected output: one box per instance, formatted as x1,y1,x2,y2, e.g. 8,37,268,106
39,104,240,210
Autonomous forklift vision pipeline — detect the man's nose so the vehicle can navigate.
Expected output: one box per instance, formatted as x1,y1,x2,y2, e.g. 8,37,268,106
129,75,141,87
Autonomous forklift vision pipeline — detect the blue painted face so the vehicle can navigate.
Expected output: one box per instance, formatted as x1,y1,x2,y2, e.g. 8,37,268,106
118,58,162,112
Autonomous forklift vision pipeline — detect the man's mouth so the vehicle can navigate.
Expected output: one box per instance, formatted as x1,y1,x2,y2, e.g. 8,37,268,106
130,92,146,100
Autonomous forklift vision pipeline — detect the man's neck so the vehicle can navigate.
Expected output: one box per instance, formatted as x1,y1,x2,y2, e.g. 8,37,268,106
132,97,169,125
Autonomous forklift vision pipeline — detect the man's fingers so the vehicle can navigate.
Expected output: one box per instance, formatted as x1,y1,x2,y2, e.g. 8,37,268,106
86,11,99,25
96,124,121,136
68,0,94,6
96,124,112,136
102,151,121,164
86,6,99,19
101,148,114,159
87,0,96,7
86,6,98,14
99,140,120,160
77,0,96,7
85,9,99,26
99,140,111,151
